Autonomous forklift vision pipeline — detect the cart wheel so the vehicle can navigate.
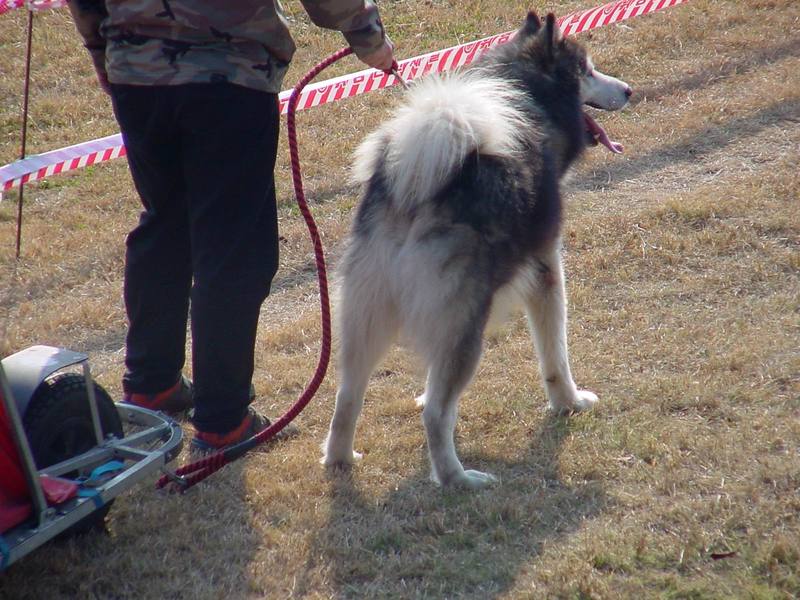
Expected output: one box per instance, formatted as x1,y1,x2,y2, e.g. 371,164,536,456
22,373,124,535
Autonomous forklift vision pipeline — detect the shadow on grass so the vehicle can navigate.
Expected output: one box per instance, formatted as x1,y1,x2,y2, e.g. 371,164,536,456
304,414,608,598
631,37,800,106
571,97,800,193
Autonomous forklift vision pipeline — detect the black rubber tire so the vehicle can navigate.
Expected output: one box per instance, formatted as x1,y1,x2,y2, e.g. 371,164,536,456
22,373,124,534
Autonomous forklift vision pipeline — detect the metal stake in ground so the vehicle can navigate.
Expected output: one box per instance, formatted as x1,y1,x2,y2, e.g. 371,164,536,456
16,9,34,259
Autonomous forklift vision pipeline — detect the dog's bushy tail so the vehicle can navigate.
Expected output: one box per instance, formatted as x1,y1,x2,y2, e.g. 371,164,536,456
352,72,529,211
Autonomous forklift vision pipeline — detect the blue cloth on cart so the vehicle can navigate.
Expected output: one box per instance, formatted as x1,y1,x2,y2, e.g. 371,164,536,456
76,461,125,508
0,534,9,571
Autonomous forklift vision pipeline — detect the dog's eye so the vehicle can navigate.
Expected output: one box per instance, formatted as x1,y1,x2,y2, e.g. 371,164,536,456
586,68,594,78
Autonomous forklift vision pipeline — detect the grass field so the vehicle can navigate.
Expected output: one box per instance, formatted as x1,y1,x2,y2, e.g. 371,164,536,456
1,1,798,598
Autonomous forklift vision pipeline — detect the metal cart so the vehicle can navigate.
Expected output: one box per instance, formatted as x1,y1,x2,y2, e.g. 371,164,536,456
0,345,183,570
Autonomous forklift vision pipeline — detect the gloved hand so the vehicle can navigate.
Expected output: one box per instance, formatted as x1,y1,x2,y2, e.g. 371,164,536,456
357,38,395,72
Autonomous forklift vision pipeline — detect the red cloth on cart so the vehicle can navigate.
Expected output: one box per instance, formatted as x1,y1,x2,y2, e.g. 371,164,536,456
0,395,78,533
39,476,78,505
0,394,32,532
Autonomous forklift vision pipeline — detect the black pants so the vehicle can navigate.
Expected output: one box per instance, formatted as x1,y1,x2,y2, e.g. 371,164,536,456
110,83,280,434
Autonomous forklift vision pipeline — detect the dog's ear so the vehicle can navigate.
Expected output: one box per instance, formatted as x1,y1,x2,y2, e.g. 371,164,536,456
543,13,563,62
520,10,542,36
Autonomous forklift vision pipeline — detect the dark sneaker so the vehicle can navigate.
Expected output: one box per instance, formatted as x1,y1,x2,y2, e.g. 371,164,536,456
122,375,194,415
190,408,298,456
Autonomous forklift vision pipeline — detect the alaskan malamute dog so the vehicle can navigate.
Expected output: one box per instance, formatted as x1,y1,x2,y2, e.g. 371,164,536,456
323,12,632,488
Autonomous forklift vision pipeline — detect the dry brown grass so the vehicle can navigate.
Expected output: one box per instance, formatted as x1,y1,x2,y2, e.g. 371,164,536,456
1,1,799,598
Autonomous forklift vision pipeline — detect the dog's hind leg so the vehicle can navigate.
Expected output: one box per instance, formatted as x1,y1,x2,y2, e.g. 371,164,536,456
322,277,398,467
421,326,498,489
525,245,598,414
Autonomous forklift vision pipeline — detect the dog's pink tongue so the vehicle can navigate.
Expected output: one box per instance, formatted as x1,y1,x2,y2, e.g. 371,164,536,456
584,112,624,154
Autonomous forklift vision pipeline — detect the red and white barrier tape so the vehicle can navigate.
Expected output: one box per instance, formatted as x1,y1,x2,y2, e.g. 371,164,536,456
0,0,688,193
0,0,65,16
1,134,126,192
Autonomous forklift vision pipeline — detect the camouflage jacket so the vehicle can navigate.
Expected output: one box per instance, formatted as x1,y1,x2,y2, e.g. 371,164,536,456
69,0,388,93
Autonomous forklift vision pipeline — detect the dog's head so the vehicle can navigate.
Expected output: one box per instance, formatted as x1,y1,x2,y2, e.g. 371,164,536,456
516,11,632,153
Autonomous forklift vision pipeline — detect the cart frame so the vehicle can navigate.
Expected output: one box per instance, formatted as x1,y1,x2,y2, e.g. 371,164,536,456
0,345,183,570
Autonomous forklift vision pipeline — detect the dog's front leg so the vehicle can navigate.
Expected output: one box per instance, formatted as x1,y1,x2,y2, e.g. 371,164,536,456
323,381,367,466
525,245,598,414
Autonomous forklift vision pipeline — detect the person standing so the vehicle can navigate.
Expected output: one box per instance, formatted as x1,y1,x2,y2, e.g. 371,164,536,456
68,0,395,453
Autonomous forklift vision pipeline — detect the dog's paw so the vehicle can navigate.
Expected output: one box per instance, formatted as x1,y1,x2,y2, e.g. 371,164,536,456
549,389,598,415
444,469,499,490
321,431,363,467
415,392,427,408
320,450,362,467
